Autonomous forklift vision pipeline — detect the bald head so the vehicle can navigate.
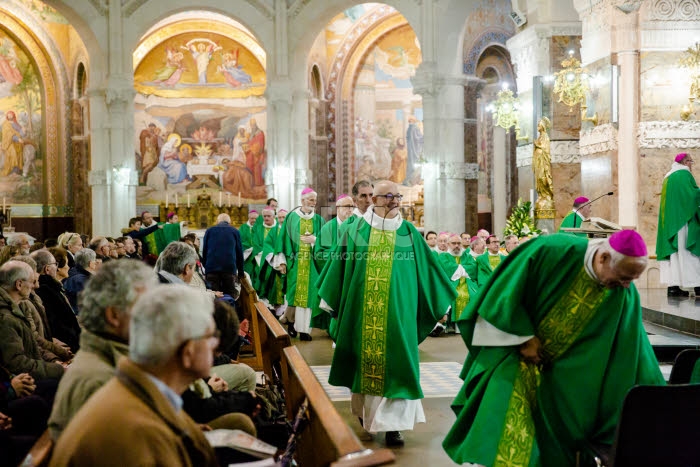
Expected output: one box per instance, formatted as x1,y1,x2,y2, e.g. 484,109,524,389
372,180,400,218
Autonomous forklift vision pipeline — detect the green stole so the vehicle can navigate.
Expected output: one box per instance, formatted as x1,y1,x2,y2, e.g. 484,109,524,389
240,223,256,278
317,216,457,399
655,168,700,260
443,235,665,466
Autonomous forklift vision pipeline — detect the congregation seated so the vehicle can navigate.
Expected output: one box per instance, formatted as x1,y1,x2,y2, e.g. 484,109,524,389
12,254,74,363
87,236,111,263
56,232,83,268
63,248,98,312
32,249,80,354
0,261,65,381
48,259,158,440
48,285,224,467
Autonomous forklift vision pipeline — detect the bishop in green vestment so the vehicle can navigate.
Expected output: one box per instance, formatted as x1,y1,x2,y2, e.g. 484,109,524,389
317,181,457,446
311,194,355,332
438,235,479,322
558,196,590,237
240,210,258,280
655,153,700,295
443,232,665,466
475,235,507,288
272,189,325,340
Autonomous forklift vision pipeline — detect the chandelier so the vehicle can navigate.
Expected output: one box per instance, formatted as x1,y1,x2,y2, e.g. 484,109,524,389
679,42,700,120
488,86,529,141
553,53,598,125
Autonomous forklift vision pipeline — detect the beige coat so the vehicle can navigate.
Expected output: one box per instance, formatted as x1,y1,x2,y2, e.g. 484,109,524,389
49,357,218,467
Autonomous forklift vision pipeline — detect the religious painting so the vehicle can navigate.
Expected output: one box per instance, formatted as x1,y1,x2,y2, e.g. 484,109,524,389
134,32,265,99
0,30,44,203
134,105,268,204
324,3,382,59
351,23,423,193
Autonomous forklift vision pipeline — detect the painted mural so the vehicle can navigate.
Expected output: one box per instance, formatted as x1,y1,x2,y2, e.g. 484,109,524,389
349,19,423,188
0,30,43,203
134,32,265,99
135,26,268,206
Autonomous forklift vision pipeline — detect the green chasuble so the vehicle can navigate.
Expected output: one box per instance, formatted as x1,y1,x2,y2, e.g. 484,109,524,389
251,220,276,289
276,208,325,309
257,223,285,305
460,251,478,280
438,252,479,321
239,222,256,279
144,223,181,256
655,168,700,260
443,234,665,467
317,214,457,399
475,252,507,288
310,218,344,331
558,211,587,237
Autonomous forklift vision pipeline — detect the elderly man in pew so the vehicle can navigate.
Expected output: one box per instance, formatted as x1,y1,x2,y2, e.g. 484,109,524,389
48,259,158,439
49,285,221,467
0,261,66,382
443,231,666,466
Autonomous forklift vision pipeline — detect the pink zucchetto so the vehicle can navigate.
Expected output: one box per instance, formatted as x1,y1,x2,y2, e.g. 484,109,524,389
609,230,648,258
249,210,258,214
336,194,349,201
301,187,316,196
675,153,689,163
278,209,288,213
471,236,479,242
166,212,175,219
574,196,589,204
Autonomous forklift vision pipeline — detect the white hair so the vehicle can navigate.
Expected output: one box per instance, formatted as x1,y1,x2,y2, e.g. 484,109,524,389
217,213,231,223
301,190,317,199
129,285,214,366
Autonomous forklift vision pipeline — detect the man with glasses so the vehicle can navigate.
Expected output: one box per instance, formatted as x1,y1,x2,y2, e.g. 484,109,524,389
317,180,456,447
49,285,219,467
656,152,700,297
475,235,507,288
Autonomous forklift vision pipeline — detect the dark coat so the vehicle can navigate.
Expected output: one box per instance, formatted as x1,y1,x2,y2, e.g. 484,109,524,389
202,221,244,275
38,274,81,353
62,266,91,314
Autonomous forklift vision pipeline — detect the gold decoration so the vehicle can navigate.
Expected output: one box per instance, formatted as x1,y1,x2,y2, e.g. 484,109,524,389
679,43,700,119
532,117,556,217
553,54,598,126
491,88,530,141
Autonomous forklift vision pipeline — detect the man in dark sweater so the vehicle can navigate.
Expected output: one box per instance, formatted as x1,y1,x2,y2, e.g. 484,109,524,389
202,213,244,297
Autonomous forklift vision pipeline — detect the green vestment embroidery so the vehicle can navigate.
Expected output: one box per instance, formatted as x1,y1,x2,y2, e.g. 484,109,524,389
360,228,395,396
495,267,609,465
294,218,313,308
454,256,469,320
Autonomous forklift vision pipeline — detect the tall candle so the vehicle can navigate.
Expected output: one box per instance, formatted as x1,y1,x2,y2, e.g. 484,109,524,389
187,193,191,208
219,191,223,207
238,192,241,207
165,192,168,207
175,193,179,208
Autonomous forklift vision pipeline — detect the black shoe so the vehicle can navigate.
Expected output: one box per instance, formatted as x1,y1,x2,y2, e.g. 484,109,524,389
668,286,690,297
299,333,312,341
429,324,445,337
287,323,297,338
695,287,700,297
385,431,404,447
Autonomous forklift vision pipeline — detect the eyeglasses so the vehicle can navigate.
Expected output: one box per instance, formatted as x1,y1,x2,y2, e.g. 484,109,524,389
375,193,403,202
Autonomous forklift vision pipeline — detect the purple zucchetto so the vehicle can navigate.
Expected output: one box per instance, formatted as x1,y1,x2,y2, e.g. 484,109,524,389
249,210,258,214
675,153,689,163
166,212,176,219
574,196,589,204
609,230,647,258
301,187,316,197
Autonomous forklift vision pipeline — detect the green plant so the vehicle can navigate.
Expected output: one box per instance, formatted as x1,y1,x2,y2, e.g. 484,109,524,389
504,199,541,238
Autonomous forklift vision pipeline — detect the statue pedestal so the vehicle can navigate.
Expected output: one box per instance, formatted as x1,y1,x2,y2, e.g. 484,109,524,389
535,207,556,235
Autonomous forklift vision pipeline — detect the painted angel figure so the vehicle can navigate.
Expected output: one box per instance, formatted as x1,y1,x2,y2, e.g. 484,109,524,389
181,41,222,84
218,49,253,88
153,47,185,86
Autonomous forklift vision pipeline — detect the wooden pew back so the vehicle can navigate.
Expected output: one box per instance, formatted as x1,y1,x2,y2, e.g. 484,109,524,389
19,430,53,467
254,301,291,381
281,346,395,467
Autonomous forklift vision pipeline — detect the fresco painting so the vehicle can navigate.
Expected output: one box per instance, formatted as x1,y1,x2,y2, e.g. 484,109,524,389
0,30,43,204
350,22,423,189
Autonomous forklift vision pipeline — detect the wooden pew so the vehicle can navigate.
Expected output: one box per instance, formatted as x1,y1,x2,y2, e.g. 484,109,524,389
238,276,264,371
254,300,291,382
19,429,53,467
281,346,395,467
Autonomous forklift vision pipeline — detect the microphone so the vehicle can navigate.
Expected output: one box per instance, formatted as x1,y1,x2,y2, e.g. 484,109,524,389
573,192,614,227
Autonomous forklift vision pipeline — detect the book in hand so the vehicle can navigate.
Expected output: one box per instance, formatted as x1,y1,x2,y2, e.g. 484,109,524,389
204,429,277,459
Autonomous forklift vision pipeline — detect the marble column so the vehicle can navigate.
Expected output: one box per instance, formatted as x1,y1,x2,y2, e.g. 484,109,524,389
464,77,485,235
266,79,295,210
614,7,640,229
415,68,467,233
493,127,507,236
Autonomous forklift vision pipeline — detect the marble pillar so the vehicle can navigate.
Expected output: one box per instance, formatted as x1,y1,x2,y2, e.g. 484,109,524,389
267,80,296,210
493,127,507,236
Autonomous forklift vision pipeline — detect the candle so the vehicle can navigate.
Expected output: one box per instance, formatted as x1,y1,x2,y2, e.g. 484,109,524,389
227,192,231,207
2,197,5,212
219,191,223,207
175,193,179,208
187,193,191,208
165,192,168,207
238,192,241,207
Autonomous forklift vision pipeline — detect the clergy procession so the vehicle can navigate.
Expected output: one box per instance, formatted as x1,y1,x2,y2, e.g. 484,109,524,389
2,163,696,466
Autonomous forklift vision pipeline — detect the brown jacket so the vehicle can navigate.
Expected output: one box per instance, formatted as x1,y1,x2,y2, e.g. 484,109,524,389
49,357,218,467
